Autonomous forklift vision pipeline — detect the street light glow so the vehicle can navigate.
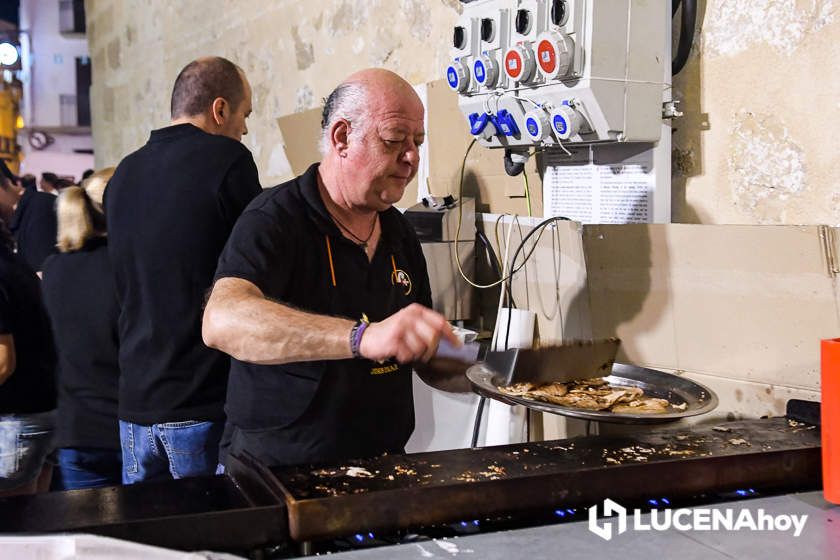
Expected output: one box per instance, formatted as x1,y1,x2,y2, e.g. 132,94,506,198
0,43,19,66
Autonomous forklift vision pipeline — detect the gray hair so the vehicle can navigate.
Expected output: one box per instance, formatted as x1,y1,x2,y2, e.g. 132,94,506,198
319,82,369,156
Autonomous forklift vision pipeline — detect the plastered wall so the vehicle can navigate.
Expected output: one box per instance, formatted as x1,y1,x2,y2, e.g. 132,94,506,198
672,0,840,225
86,0,840,225
85,0,463,186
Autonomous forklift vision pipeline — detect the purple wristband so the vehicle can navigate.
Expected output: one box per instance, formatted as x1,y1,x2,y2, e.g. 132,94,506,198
351,320,369,358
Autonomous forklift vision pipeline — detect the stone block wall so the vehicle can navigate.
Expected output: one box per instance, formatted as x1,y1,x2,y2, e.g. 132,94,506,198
86,0,840,224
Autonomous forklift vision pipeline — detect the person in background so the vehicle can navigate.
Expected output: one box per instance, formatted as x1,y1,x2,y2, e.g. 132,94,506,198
21,175,37,192
0,218,56,497
40,173,60,195
41,168,121,490
53,178,76,191
105,56,261,484
0,175,58,273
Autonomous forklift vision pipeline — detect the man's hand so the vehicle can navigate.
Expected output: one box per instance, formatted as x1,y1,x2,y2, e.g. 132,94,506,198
359,303,460,364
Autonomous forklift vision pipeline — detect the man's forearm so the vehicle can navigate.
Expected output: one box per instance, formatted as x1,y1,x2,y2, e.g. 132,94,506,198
203,278,355,365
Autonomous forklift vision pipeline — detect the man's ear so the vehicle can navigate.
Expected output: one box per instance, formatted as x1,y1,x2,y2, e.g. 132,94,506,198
211,97,227,126
331,119,351,157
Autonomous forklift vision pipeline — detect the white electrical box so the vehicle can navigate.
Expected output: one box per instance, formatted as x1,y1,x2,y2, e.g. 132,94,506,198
446,0,669,148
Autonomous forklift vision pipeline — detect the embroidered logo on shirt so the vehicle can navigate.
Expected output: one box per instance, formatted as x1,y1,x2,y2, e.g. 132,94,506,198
370,363,399,375
391,268,412,296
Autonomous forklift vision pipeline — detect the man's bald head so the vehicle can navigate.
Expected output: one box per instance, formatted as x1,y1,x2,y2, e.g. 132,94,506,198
171,56,247,119
319,69,422,156
342,68,419,97
318,68,425,211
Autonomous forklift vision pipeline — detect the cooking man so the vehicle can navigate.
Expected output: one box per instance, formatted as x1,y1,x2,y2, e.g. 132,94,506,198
203,68,459,467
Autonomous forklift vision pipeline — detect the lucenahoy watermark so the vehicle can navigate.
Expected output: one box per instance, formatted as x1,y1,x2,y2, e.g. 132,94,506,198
588,498,808,541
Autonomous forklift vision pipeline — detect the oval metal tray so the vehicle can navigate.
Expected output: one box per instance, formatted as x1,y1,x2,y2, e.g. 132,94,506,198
467,362,719,424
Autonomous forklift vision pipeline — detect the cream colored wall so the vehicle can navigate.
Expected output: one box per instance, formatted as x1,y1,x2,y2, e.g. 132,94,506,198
87,0,840,224
85,0,463,186
672,0,840,225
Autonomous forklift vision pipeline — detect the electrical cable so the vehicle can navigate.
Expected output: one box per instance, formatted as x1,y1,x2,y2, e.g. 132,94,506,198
493,213,508,271
470,396,487,448
476,230,502,282
513,216,531,311
533,220,564,322
672,0,697,75
453,140,526,290
523,168,533,217
489,218,516,352
509,216,572,279
554,136,573,157
510,95,543,110
475,212,517,449
504,148,527,177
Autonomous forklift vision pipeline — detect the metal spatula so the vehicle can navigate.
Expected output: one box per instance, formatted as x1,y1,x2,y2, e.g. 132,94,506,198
484,338,621,386
434,337,621,386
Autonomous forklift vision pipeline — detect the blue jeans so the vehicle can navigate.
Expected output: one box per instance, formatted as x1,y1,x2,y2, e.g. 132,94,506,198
55,447,122,490
0,411,55,492
119,420,224,484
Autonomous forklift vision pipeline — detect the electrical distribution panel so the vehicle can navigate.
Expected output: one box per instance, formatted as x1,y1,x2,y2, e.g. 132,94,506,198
446,0,669,148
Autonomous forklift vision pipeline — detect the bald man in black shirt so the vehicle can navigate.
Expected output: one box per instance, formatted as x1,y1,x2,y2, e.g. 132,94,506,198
203,69,459,468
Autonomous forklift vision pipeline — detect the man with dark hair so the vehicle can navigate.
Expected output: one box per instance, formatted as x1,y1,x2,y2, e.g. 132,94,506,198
0,177,58,273
21,175,37,192
105,56,261,484
171,57,245,120
40,173,59,195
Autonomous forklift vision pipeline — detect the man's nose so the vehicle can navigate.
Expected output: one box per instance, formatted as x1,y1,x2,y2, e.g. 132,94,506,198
402,144,420,168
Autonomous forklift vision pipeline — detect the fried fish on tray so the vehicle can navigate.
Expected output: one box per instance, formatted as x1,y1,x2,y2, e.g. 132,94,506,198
499,382,540,396
550,392,605,410
498,379,670,414
611,397,671,414
528,383,569,399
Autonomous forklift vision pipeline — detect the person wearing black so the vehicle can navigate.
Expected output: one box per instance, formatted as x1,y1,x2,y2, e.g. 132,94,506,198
40,173,60,195
0,218,56,496
20,175,37,192
42,168,121,490
203,69,459,468
0,176,58,273
105,56,260,484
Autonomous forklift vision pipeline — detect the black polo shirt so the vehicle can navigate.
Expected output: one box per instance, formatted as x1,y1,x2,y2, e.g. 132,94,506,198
0,247,56,414
42,238,120,450
105,123,261,424
10,188,58,272
214,163,432,465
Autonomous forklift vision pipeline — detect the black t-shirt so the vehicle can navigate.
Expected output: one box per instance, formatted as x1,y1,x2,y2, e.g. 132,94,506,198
41,238,120,449
105,123,261,424
214,163,432,465
10,188,58,272
0,247,56,414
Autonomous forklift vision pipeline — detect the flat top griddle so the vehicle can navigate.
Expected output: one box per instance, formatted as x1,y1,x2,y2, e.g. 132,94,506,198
0,473,288,551
467,362,719,424
271,417,819,540
0,418,819,548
